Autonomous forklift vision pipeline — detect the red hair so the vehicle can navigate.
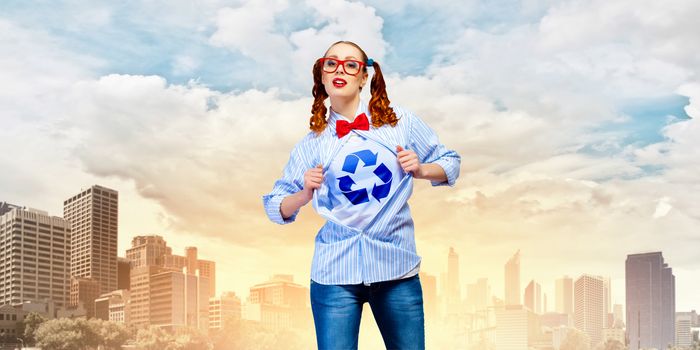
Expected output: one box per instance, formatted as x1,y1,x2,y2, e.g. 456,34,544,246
310,41,398,134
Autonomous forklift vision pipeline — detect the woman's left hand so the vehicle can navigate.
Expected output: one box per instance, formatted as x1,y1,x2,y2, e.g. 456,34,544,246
396,145,424,178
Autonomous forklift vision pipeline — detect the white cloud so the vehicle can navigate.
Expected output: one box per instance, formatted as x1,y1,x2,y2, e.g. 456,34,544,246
209,0,294,61
209,0,387,91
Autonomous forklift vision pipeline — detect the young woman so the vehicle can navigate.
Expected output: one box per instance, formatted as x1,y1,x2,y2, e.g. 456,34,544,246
263,41,460,350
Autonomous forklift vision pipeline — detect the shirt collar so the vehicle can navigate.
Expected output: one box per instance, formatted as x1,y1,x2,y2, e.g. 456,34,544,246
328,99,370,126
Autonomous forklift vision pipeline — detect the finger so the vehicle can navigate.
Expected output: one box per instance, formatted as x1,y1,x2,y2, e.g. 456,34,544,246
308,175,323,182
397,153,416,162
396,145,404,153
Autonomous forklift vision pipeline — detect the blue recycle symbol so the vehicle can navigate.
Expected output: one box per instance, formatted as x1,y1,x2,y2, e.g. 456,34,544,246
337,149,392,205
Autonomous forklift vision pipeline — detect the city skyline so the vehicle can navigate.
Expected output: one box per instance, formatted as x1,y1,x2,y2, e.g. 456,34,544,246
0,198,695,348
3,194,696,316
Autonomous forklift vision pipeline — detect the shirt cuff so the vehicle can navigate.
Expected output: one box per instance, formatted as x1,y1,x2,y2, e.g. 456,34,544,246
262,194,299,225
429,158,459,187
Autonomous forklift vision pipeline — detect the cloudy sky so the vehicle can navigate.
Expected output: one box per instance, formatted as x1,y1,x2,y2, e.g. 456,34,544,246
1,0,698,313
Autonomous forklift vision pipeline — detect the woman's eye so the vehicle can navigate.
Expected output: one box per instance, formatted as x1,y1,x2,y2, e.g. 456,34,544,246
347,62,359,69
326,60,337,67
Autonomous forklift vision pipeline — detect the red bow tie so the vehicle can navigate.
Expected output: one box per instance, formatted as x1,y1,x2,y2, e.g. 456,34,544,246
336,113,369,138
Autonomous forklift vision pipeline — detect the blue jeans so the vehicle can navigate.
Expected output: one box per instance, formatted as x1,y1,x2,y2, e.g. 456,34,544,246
310,275,425,350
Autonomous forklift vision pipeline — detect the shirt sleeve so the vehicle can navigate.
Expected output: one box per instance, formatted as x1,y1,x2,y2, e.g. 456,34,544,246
407,110,461,187
261,141,308,224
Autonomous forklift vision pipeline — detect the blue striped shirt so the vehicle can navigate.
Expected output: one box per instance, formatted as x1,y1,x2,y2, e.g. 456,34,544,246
262,101,461,285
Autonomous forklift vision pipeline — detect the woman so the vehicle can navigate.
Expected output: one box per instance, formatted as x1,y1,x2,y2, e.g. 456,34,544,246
262,40,460,350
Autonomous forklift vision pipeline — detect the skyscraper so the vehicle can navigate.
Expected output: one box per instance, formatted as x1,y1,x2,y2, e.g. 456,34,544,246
626,252,676,350
127,235,172,326
126,235,214,328
495,305,540,350
447,247,460,307
676,312,695,347
117,257,131,290
465,278,490,313
556,276,573,316
524,280,542,314
209,291,241,330
419,272,438,321
574,274,606,347
64,185,118,294
0,206,71,308
505,250,520,306
243,274,311,330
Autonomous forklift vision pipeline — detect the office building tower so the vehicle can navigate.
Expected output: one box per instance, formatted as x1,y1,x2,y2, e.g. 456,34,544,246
556,276,573,316
574,274,606,347
626,252,675,350
524,280,542,314
420,272,438,321
505,250,520,306
209,291,242,330
447,247,460,307
64,185,118,294
242,274,310,330
126,235,214,328
0,206,70,308
466,278,490,313
117,257,131,290
70,277,101,318
495,305,540,350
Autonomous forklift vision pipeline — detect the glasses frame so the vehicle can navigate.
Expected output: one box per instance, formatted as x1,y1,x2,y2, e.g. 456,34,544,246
318,57,366,76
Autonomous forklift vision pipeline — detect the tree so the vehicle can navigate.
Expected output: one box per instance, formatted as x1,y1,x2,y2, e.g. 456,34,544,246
94,319,130,349
135,325,173,350
35,318,85,350
560,328,591,350
603,339,626,350
211,318,314,350
20,312,48,346
166,328,212,350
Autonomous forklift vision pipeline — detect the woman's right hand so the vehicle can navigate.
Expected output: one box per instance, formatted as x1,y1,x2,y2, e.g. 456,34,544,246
302,164,324,200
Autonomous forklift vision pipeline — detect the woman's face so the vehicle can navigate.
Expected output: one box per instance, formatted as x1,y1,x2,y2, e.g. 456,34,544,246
321,43,368,100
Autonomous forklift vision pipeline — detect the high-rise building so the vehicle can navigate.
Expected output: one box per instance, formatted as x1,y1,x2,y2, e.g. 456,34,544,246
150,269,210,331
117,257,131,290
604,277,611,326
626,252,676,350
70,277,101,318
0,202,22,216
164,247,216,298
420,272,438,321
447,247,460,307
613,304,624,326
543,293,547,314
242,274,310,330
129,265,163,326
95,289,130,322
524,280,542,314
495,305,540,350
466,278,490,313
0,206,71,308
505,250,521,306
97,289,130,323
209,291,242,330
574,274,606,347
64,185,118,295
125,235,214,328
556,276,573,316
676,312,695,347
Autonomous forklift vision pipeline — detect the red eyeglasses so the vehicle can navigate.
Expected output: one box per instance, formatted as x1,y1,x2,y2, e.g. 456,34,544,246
318,58,366,76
